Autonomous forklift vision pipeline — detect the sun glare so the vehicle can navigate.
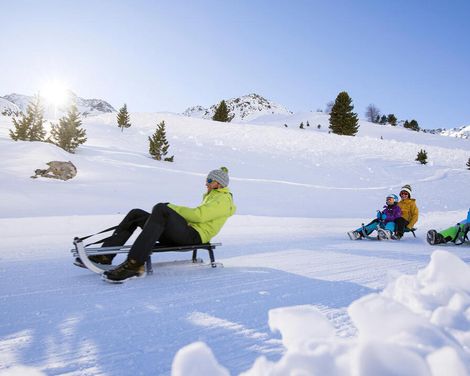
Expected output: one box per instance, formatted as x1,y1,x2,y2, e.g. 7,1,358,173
40,80,69,106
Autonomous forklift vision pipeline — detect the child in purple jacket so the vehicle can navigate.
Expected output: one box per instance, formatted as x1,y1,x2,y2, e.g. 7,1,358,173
348,194,402,240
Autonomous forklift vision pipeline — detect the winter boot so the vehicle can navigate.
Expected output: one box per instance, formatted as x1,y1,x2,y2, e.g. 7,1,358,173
102,258,145,283
378,229,392,240
347,231,362,240
391,232,401,240
393,231,403,240
427,230,445,245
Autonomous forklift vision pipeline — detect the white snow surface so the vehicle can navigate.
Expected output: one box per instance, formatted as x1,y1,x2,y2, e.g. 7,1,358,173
0,112,469,375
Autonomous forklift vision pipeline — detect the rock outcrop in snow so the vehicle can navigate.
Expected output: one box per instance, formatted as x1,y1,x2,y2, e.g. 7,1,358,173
31,161,77,181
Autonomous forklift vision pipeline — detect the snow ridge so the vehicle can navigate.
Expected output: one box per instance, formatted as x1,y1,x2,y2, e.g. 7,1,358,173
438,125,470,139
424,125,470,139
1,91,115,118
0,97,20,116
182,93,292,122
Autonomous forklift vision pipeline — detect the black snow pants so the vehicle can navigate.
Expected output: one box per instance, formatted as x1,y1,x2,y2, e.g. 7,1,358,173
102,203,201,265
394,217,409,237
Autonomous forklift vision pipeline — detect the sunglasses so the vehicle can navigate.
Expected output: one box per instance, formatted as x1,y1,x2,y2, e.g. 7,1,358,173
400,191,409,196
206,178,214,184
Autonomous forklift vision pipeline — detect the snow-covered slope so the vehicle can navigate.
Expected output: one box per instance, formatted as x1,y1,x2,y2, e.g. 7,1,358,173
1,112,468,218
1,112,469,375
2,91,115,118
183,93,292,122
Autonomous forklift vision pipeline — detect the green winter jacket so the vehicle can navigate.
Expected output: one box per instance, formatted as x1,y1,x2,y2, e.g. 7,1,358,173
168,187,236,243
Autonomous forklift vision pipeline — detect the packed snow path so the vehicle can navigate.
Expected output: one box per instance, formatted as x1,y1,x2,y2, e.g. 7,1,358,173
1,215,468,375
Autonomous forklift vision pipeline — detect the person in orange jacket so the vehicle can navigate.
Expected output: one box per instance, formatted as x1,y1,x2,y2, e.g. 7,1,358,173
394,184,419,239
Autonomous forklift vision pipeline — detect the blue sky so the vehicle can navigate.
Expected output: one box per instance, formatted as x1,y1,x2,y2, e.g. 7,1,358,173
1,0,469,129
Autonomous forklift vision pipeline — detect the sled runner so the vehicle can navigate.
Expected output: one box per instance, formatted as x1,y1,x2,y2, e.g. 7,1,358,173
71,231,222,275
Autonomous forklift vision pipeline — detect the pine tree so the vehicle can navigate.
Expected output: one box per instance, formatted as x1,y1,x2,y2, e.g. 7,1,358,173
328,91,359,136
306,121,310,127
409,119,420,132
416,149,428,165
212,100,231,122
117,103,131,132
379,115,387,125
9,95,45,141
466,157,470,170
404,119,420,132
28,95,46,141
9,111,33,141
50,104,87,153
148,120,174,162
387,114,397,126
299,122,304,129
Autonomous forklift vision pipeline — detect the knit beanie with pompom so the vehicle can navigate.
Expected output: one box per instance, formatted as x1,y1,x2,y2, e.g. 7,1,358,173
207,167,229,187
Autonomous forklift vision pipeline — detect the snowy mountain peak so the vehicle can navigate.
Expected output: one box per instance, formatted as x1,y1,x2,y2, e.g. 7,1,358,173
1,91,116,118
183,93,292,122
438,125,470,139
0,97,20,116
421,125,470,139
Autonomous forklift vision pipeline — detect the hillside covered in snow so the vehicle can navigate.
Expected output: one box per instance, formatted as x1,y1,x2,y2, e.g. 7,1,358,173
1,110,469,375
182,92,470,141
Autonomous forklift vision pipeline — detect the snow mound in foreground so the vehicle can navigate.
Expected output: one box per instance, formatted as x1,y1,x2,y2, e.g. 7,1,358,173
172,342,230,376
172,250,470,376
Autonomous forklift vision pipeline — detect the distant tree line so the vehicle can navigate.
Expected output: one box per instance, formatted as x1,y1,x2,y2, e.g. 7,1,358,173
10,95,468,170
9,98,175,162
365,104,420,131
285,91,360,136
